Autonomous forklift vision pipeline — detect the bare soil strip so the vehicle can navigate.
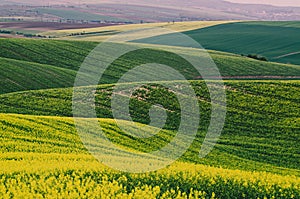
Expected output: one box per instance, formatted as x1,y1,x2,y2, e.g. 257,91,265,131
274,52,300,59
0,22,121,31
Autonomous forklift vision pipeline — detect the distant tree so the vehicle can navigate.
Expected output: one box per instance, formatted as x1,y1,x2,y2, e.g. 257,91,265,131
242,54,268,62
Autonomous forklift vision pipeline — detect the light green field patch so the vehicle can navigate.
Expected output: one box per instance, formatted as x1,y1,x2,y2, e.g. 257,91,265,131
42,21,237,40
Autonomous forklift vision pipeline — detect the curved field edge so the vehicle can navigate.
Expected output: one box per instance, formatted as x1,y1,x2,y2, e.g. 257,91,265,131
0,158,299,199
0,113,299,198
0,57,93,94
1,38,298,78
0,38,97,71
0,80,299,174
184,21,300,66
41,21,237,40
1,113,297,176
1,38,300,95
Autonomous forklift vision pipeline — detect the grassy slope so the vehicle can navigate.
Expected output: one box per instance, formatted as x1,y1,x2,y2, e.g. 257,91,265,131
2,38,299,77
0,38,97,70
184,21,300,65
0,57,91,94
0,80,299,174
0,38,299,95
0,38,96,94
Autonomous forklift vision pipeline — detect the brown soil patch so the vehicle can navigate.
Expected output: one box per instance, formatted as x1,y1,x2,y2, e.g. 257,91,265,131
0,33,24,38
0,22,122,31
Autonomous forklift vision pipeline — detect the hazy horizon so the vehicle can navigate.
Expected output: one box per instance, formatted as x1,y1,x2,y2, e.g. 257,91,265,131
226,0,300,7
3,0,300,7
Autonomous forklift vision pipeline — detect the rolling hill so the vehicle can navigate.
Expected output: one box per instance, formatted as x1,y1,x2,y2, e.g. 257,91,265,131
0,57,95,94
0,38,97,70
0,112,298,198
1,38,299,95
184,21,300,65
0,79,299,197
0,32,299,197
0,80,299,172
137,21,300,65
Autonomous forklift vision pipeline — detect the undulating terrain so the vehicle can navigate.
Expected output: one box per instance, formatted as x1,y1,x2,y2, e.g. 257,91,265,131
0,20,299,198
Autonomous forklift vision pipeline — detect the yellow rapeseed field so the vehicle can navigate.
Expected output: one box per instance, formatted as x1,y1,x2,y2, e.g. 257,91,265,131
0,153,299,198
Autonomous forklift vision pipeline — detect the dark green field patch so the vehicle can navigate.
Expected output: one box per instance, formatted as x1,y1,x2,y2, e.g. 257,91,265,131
184,21,300,65
1,38,300,95
0,57,76,94
0,38,97,70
